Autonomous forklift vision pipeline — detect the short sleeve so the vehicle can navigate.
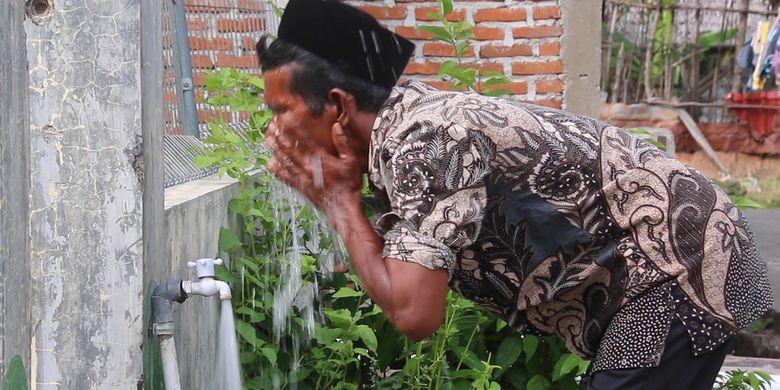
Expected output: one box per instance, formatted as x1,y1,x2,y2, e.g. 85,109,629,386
375,120,494,271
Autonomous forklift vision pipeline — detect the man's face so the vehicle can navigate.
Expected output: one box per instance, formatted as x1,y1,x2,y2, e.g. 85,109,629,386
263,65,337,156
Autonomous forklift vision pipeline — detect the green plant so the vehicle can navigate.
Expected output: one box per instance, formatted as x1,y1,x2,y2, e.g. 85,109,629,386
714,370,774,390
3,355,28,390
197,68,380,389
419,0,511,96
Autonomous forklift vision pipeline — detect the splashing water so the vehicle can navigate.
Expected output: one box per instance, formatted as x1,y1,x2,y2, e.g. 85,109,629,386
216,300,243,390
269,180,347,387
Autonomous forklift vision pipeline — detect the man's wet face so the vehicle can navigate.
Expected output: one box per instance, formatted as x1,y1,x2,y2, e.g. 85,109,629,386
262,65,337,156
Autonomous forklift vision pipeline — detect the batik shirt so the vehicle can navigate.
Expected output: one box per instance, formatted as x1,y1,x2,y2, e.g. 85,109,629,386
368,81,773,371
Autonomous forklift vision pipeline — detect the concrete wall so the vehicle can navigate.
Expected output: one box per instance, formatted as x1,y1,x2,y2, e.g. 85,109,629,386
561,0,602,117
24,0,145,387
1,0,32,385
143,175,241,390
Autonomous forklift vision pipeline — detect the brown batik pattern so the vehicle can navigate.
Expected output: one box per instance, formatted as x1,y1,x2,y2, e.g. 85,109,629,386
369,81,773,369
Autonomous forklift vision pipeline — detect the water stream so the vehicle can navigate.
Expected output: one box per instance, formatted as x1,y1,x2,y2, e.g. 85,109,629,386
216,300,243,390
268,181,346,387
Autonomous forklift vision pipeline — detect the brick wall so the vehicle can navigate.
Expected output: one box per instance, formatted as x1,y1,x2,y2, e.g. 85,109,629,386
347,0,565,108
166,0,566,134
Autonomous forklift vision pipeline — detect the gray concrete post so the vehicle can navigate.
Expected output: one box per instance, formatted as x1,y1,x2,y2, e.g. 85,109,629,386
24,0,145,387
561,0,602,117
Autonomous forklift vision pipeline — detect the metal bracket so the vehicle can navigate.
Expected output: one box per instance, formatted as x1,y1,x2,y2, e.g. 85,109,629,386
180,77,193,92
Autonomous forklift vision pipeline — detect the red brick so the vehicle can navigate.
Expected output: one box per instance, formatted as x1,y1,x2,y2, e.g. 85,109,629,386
464,62,504,73
536,79,564,93
533,6,561,20
473,27,504,41
396,26,434,40
191,54,214,69
189,37,233,51
216,54,258,69
166,126,183,135
512,60,563,75
242,36,258,51
238,0,265,11
479,81,528,94
217,18,265,32
194,72,209,87
404,62,441,75
185,0,230,12
187,19,209,31
396,0,437,3
415,7,466,21
480,44,532,58
513,25,563,39
164,91,177,105
358,5,407,20
532,98,563,109
423,42,474,57
425,80,458,91
198,109,231,123
474,8,527,22
540,42,561,56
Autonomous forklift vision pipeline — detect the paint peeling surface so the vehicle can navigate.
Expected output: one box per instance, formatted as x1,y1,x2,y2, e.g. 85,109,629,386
25,1,144,388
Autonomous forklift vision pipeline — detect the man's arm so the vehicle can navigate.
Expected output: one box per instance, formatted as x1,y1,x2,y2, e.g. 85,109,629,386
267,121,449,340
330,191,449,341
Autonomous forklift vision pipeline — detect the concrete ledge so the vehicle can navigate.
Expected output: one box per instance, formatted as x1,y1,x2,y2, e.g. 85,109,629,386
164,173,240,210
723,356,780,375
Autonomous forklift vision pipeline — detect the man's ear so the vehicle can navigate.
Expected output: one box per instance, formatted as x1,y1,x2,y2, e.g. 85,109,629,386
328,88,356,127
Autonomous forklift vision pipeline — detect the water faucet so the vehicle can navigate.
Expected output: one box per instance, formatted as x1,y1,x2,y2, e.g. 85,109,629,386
181,258,232,301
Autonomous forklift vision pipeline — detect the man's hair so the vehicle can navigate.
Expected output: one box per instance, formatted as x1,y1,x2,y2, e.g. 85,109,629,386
256,36,392,116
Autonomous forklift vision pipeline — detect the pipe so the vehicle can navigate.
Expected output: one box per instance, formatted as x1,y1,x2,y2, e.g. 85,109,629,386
159,333,182,390
171,0,199,137
151,280,186,390
150,259,232,389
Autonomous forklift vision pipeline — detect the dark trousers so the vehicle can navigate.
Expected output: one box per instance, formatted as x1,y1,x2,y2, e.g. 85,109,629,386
584,316,734,390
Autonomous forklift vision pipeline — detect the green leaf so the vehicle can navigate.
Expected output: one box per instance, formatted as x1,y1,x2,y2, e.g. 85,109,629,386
214,265,238,283
260,347,277,366
451,346,485,371
440,0,453,17
527,375,551,390
495,334,523,371
523,335,539,363
324,308,353,328
236,306,266,323
733,196,765,209
314,325,342,344
235,319,263,348
356,324,378,352
193,155,216,169
218,228,242,252
3,355,28,390
418,26,452,41
552,353,582,382
698,28,738,48
332,287,364,299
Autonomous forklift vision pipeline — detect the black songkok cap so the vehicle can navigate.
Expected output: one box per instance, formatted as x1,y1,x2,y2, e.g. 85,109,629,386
277,0,415,89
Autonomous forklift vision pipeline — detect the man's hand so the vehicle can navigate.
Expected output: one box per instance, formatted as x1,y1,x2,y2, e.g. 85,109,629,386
266,121,363,220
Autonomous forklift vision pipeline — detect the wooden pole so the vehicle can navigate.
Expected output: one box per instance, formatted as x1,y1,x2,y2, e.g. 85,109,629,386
602,4,620,97
644,0,661,100
732,0,750,92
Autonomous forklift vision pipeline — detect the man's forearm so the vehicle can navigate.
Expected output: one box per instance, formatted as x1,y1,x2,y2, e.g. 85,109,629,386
327,193,397,318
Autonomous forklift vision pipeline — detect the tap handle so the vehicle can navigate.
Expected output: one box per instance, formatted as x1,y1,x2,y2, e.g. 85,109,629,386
186,258,223,278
